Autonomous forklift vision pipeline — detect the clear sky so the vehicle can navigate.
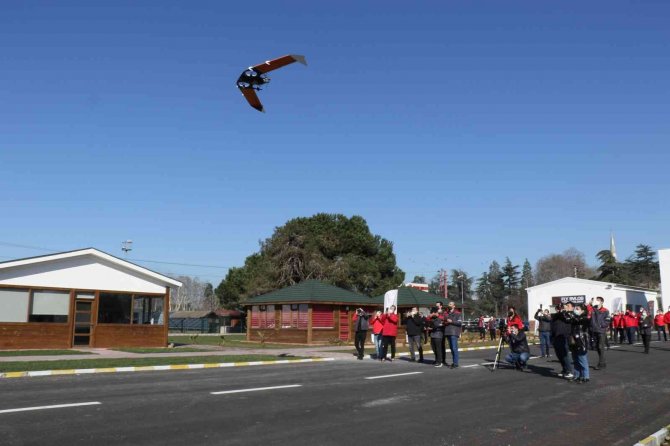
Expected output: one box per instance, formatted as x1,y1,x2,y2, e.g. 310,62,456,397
1,1,669,285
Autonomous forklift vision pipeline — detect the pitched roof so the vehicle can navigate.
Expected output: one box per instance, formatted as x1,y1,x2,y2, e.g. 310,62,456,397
244,280,374,305
0,247,182,287
374,286,447,307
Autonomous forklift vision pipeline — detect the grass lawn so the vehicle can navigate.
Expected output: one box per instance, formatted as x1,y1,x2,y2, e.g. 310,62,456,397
0,350,93,357
0,355,309,373
168,335,317,349
112,347,213,354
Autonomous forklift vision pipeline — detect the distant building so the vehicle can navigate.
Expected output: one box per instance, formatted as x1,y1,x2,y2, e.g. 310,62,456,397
659,249,669,310
526,277,659,332
405,282,429,292
0,248,181,349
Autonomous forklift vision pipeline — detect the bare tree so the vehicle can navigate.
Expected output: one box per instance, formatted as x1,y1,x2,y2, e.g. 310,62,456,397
169,275,207,311
534,248,595,285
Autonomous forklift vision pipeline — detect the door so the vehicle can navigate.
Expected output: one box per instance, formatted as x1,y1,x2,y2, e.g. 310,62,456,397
339,309,349,341
73,300,93,346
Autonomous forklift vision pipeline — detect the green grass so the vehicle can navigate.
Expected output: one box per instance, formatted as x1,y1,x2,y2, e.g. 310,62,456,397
0,355,309,373
168,335,317,349
112,347,212,354
0,350,93,357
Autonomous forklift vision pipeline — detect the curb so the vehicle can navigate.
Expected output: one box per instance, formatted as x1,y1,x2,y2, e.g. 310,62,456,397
0,357,336,379
634,424,670,446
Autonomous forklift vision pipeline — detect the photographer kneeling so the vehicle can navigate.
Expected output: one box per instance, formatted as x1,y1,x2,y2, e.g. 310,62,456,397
504,325,530,371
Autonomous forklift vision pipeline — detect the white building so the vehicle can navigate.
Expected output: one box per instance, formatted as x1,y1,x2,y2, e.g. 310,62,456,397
660,248,669,311
0,248,182,349
526,277,659,331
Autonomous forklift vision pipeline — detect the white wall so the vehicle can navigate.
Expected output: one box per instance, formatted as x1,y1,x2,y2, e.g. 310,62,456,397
527,278,659,328
660,249,669,311
0,254,167,294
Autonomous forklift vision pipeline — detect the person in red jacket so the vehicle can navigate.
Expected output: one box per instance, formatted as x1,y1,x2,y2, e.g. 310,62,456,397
370,310,384,359
623,310,637,344
612,311,625,344
379,305,398,361
654,310,667,342
507,306,524,332
664,307,670,335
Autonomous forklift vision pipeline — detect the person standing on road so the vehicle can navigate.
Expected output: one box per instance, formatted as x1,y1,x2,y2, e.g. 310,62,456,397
534,308,552,358
405,307,425,363
551,303,575,379
654,310,667,342
380,306,398,361
487,316,497,341
664,307,670,338
444,301,463,369
588,296,610,370
612,311,625,344
352,308,370,360
429,309,445,367
567,304,590,383
370,310,384,359
624,310,637,345
639,309,653,354
504,325,530,371
478,315,486,340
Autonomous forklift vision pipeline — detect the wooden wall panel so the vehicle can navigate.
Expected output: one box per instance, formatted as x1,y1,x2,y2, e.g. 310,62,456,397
248,328,307,344
0,324,71,349
311,328,339,343
93,324,166,348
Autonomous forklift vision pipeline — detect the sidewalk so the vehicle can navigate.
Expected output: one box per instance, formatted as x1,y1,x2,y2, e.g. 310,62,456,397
0,345,362,363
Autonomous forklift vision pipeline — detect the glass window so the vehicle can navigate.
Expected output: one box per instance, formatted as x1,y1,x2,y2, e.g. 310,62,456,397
0,288,30,322
30,290,70,323
133,296,164,325
98,293,132,324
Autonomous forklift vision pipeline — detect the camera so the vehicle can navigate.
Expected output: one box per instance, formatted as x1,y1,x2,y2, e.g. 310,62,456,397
356,308,364,315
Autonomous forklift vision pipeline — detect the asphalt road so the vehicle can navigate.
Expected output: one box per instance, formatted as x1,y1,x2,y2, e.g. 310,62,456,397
1,341,669,446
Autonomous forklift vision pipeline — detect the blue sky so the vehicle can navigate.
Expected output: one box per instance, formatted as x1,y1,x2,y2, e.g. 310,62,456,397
1,1,669,285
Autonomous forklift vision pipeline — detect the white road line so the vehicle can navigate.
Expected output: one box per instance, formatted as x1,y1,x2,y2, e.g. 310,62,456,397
211,384,302,395
365,372,423,380
0,402,101,415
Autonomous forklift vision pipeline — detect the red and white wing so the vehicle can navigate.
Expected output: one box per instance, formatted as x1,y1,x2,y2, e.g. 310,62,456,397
252,54,307,74
239,88,264,112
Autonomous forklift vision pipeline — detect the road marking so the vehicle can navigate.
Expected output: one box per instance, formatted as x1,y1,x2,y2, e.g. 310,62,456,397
211,384,302,395
365,372,423,380
0,402,101,414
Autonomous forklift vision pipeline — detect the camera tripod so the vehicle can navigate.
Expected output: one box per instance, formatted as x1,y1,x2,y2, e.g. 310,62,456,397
491,335,506,371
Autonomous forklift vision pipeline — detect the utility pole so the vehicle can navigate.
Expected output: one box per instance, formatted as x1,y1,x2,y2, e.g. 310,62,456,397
438,269,448,299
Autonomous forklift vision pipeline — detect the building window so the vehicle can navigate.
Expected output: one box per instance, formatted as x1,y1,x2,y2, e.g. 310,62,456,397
29,290,70,323
98,293,132,324
0,288,30,322
133,296,164,325
312,305,334,328
281,304,308,329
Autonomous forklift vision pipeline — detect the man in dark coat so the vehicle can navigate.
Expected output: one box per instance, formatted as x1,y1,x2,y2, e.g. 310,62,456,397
405,307,425,362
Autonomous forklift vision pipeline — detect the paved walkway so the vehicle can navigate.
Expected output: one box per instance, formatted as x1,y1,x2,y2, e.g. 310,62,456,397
0,345,363,362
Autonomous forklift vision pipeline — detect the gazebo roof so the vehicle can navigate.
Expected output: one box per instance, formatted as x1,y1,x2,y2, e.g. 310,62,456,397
244,280,374,305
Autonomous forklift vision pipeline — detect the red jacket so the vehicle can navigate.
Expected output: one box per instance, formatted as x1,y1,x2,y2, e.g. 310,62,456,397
612,314,624,329
664,311,670,325
654,315,666,327
370,315,384,335
507,314,524,330
380,313,399,337
623,313,638,328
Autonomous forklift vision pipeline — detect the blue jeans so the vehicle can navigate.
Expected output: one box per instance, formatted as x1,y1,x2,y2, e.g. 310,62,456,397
505,351,530,366
539,332,551,356
372,333,383,358
446,335,459,366
571,350,590,379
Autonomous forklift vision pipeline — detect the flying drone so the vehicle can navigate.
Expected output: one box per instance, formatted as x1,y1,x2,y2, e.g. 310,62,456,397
236,54,307,112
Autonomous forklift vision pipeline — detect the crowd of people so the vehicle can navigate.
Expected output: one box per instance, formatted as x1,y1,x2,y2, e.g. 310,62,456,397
350,298,670,383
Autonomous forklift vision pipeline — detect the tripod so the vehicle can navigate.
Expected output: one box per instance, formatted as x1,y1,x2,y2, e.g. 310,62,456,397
492,335,505,371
